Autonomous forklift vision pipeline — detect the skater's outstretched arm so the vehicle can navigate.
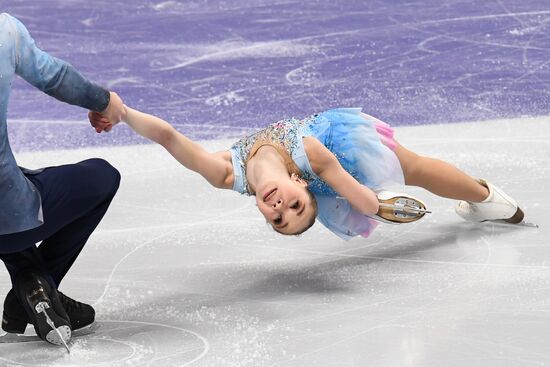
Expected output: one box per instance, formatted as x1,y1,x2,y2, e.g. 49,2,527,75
305,137,379,215
92,107,234,189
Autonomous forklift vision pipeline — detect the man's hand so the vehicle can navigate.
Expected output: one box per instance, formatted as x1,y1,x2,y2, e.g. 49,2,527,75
88,111,110,133
89,91,126,133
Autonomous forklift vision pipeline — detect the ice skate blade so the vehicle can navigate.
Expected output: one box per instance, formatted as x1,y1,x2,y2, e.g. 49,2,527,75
481,208,537,227
488,220,539,228
0,322,99,344
36,301,71,353
378,203,432,215
45,325,71,348
377,197,429,224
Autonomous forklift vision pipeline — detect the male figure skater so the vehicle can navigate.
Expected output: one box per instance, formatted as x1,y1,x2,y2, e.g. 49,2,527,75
0,13,124,347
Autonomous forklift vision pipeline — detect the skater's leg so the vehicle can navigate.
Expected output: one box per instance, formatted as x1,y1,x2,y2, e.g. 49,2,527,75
36,159,120,286
393,141,524,223
0,158,120,287
0,246,51,287
0,158,120,336
393,142,489,202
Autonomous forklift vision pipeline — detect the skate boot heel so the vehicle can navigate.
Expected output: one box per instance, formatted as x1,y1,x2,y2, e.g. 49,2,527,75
504,207,525,224
1,311,27,334
455,179,524,223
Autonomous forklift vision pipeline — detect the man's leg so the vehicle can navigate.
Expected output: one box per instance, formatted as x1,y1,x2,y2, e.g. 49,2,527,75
36,162,120,287
0,158,120,333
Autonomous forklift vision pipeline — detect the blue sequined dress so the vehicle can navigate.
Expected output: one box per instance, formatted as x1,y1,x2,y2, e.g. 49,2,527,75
230,108,404,240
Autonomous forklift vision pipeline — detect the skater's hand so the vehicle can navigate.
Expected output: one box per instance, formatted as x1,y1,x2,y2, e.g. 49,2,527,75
89,92,126,133
88,111,110,133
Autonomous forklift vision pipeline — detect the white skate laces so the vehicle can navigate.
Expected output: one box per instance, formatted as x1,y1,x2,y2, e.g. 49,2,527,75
373,191,430,224
454,179,525,224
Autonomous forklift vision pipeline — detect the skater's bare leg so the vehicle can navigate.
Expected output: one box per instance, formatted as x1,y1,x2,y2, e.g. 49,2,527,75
393,142,489,202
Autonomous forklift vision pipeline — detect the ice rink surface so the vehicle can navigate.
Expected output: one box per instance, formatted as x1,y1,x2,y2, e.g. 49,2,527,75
1,0,550,366
1,118,549,366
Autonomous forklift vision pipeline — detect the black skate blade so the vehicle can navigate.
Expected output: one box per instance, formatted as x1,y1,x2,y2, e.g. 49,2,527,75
0,322,100,344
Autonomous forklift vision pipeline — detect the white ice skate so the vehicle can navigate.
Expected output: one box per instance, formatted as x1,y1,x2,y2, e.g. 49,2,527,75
454,179,535,226
373,190,430,224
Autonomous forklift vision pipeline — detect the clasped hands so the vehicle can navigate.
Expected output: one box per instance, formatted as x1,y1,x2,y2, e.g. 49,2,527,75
88,91,125,133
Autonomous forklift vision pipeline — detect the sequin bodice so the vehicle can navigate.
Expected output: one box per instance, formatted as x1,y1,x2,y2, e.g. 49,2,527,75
230,114,319,195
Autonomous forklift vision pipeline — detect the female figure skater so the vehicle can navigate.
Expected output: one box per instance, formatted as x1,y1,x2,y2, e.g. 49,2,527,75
90,103,524,240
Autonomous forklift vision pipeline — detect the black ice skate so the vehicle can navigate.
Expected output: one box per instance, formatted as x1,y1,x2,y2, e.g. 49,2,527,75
9,273,72,352
2,289,95,333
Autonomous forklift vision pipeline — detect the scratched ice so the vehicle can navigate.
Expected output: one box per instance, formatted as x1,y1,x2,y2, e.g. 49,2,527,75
1,1,550,366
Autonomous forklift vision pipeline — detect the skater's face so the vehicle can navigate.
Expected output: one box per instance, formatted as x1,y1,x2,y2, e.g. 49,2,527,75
255,175,317,235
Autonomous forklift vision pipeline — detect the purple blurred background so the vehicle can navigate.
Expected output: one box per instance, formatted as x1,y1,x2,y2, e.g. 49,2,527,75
3,0,550,151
